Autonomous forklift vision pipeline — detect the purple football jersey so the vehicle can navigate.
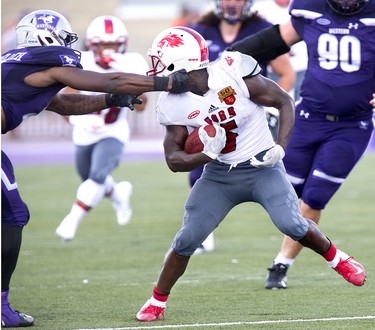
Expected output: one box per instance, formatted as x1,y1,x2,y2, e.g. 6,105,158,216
290,0,375,117
1,45,82,225
1,46,82,133
283,0,374,210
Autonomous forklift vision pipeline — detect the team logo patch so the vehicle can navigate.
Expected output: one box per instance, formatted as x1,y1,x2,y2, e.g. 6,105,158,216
35,14,59,30
188,110,200,119
317,18,331,26
60,54,78,67
359,121,369,130
218,86,236,105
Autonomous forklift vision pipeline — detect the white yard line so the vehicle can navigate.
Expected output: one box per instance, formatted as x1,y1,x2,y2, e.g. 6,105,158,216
76,315,375,330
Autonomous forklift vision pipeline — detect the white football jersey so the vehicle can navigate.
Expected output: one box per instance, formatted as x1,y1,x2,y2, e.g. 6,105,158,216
70,51,149,146
156,51,275,166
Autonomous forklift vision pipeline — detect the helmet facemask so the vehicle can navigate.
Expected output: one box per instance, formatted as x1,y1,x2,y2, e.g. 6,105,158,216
214,0,254,24
326,0,369,15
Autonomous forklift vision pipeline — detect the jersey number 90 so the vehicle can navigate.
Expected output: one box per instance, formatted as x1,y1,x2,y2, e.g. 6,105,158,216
318,33,361,73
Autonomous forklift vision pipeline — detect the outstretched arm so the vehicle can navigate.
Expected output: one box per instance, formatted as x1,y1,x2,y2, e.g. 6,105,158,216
229,21,301,63
24,67,188,95
46,93,139,115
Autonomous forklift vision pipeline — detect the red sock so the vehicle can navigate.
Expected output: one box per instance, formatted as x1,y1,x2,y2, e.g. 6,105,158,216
322,242,337,262
153,287,169,302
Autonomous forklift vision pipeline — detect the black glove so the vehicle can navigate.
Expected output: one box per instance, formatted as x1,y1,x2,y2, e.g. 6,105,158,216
170,69,189,94
105,93,142,111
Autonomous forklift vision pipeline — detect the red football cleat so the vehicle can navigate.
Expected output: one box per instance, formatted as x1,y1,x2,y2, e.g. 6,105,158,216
136,299,165,322
333,255,366,286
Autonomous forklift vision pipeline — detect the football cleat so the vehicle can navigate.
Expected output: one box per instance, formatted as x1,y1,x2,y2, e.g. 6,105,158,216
333,255,366,286
136,299,165,322
2,310,34,328
265,263,289,289
55,214,80,241
111,181,133,226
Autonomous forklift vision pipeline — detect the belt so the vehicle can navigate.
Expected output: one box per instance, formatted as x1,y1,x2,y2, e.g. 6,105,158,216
317,112,367,122
325,114,340,122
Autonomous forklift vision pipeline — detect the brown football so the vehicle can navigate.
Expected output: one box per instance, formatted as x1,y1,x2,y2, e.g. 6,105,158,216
184,125,217,154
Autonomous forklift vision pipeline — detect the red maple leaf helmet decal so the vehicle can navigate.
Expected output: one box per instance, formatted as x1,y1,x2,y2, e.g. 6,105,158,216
157,33,184,49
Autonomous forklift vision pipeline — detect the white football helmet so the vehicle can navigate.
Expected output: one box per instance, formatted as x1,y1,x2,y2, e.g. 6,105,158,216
16,10,78,48
86,16,128,67
147,26,209,77
214,0,254,24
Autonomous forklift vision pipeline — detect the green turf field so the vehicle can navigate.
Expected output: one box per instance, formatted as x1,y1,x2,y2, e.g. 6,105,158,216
9,153,375,330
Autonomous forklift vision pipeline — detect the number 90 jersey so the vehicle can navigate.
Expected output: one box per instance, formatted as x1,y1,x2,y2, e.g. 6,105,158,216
290,0,375,117
156,51,275,166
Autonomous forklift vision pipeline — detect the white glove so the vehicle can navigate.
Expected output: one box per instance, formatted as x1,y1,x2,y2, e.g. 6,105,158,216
250,144,285,168
199,125,226,160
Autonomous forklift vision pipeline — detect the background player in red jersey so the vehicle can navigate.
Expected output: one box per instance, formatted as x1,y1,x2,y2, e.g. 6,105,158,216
56,15,149,241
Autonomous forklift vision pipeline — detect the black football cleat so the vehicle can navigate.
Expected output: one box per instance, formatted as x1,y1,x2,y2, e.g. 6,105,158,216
265,263,289,289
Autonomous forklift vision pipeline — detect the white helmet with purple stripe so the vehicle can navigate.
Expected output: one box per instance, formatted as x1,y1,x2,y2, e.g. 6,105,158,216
16,10,78,48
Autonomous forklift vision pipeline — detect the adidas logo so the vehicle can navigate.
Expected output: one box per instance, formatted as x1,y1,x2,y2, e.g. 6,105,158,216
208,104,219,113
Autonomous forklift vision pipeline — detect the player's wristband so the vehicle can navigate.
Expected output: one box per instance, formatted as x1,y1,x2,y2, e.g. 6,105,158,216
105,93,119,107
153,76,169,91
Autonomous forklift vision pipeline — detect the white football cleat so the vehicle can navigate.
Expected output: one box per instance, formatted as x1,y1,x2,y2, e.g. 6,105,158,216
112,181,133,226
55,214,81,241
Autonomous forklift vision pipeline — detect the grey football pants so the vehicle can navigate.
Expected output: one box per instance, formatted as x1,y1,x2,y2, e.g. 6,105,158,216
172,159,309,256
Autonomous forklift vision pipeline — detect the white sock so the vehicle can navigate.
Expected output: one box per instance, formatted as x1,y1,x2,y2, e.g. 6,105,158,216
274,252,295,267
150,296,166,308
77,179,106,207
71,203,87,219
327,249,349,268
